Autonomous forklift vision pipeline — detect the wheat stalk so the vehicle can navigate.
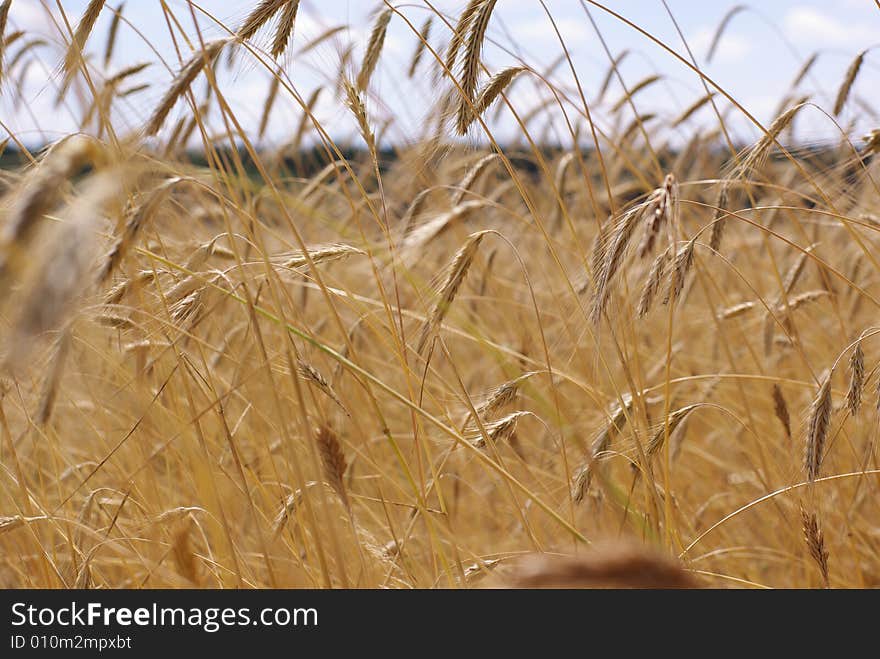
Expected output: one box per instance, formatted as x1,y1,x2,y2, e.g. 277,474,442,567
288,85,323,157
0,515,26,536
171,515,199,584
763,247,815,353
106,62,150,88
400,188,434,236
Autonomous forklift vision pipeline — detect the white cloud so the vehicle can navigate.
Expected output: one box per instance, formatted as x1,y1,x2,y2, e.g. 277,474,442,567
840,0,875,11
8,0,55,35
509,18,590,47
784,6,876,46
689,26,751,62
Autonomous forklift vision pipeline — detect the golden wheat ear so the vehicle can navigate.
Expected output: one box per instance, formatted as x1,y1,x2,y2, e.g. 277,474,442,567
0,0,12,80
455,0,499,135
238,0,289,41
6,168,128,368
833,50,865,116
417,231,487,355
801,509,830,588
771,384,792,440
846,340,865,416
315,425,351,514
271,0,301,58
357,8,392,91
146,39,228,136
61,0,106,79
804,370,832,483
408,16,433,78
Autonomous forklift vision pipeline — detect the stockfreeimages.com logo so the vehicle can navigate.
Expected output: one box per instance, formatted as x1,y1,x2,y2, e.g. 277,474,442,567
11,602,318,633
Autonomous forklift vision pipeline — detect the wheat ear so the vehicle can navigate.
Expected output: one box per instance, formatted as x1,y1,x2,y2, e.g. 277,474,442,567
103,2,125,66
417,231,487,355
238,0,288,41
456,0,499,135
62,0,106,77
0,0,14,80
833,50,865,116
801,509,830,587
315,425,350,513
146,39,226,136
772,384,792,440
357,8,392,91
804,370,832,482
451,152,499,205
408,17,433,77
271,0,300,58
445,0,482,75
847,340,864,416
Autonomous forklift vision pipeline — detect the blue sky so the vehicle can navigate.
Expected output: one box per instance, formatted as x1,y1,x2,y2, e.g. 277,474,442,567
3,1,879,147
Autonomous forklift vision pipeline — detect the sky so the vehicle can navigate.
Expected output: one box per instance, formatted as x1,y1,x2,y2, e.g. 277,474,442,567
2,0,879,149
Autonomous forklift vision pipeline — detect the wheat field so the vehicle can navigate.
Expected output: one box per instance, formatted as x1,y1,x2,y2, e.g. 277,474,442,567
0,0,878,589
